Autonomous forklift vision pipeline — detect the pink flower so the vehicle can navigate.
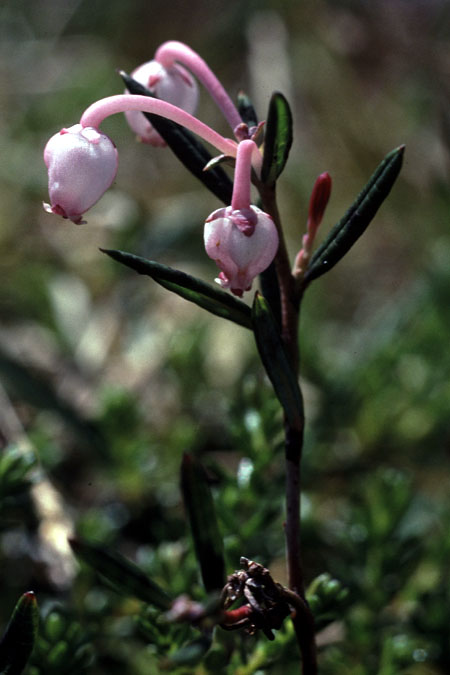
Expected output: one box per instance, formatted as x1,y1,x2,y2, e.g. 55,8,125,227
124,60,199,146
43,124,118,224
204,205,279,297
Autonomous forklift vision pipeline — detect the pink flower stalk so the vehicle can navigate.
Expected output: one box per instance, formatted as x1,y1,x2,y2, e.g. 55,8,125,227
44,96,241,224
43,124,118,224
81,95,238,157
124,59,199,146
294,172,332,278
155,41,242,134
204,140,279,296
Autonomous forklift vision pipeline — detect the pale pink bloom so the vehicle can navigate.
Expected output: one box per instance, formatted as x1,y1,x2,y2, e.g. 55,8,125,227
43,124,118,224
124,60,199,146
204,205,279,297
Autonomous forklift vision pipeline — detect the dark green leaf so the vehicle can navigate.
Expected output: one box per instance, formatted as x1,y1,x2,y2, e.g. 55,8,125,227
252,293,303,427
180,454,226,592
121,72,233,205
69,538,171,610
305,146,405,283
0,592,39,675
261,92,293,185
237,91,258,128
101,249,253,330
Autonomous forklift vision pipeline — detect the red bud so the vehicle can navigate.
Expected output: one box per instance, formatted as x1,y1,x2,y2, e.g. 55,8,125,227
308,172,332,230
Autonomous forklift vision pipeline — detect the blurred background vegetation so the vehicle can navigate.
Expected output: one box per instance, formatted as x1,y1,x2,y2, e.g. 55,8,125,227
0,0,449,672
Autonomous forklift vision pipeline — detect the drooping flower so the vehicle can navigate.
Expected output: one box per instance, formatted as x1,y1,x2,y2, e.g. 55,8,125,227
42,41,247,226
124,60,199,146
43,94,238,225
43,124,118,224
204,205,279,297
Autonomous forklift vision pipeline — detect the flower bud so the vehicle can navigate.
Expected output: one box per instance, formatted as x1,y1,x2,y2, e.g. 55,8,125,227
293,172,332,278
204,205,279,296
124,60,199,146
308,172,332,232
43,124,118,224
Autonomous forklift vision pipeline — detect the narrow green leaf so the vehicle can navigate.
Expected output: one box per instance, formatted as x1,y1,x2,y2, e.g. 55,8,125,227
180,454,226,592
101,249,253,330
0,591,39,675
69,538,171,610
252,293,303,427
305,146,405,283
261,92,293,185
121,72,233,205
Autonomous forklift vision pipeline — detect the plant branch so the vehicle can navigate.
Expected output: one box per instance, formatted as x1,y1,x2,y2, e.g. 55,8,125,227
258,182,317,674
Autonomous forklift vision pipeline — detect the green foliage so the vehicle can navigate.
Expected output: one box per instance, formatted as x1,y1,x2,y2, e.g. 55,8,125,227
136,605,206,669
306,574,349,631
27,607,94,675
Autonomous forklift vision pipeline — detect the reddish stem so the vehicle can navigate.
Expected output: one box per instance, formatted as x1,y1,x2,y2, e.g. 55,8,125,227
258,181,317,675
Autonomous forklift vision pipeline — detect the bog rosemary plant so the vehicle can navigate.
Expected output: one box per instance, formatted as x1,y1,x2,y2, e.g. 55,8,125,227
38,40,404,674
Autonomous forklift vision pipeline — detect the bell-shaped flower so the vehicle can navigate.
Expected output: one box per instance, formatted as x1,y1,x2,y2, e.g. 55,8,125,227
43,124,118,224
204,205,279,297
124,60,199,146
